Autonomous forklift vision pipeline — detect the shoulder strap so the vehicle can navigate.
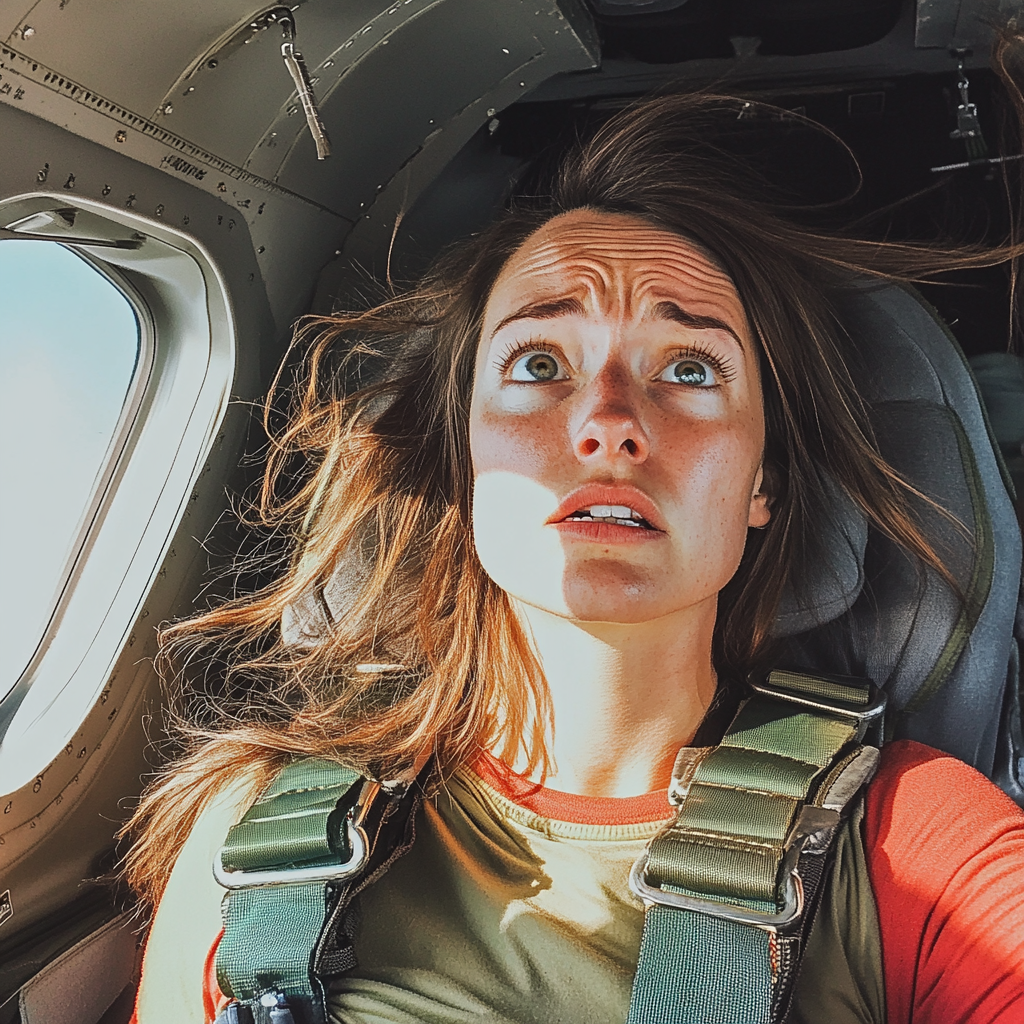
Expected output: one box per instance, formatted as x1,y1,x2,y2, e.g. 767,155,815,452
627,669,885,1024
212,758,419,1024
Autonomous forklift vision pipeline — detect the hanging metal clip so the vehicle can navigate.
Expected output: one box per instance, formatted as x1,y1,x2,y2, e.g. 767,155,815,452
275,8,331,160
949,50,988,160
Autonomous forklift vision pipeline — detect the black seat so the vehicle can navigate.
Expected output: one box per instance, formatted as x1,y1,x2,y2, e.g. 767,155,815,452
775,281,1024,803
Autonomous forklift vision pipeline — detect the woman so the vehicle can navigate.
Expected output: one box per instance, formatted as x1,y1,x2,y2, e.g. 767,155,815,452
127,93,1024,1023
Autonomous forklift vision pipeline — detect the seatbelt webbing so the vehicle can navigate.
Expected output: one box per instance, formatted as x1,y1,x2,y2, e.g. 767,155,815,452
214,759,364,1024
627,671,884,1024
631,907,777,1022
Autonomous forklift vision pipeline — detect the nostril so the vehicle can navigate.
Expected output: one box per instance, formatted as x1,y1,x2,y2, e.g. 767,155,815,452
579,438,600,456
622,438,639,457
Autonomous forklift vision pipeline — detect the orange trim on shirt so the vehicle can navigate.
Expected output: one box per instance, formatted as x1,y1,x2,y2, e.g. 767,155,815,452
203,927,230,1023
471,750,672,824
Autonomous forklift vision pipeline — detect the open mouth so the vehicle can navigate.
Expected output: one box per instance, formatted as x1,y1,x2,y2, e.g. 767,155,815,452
562,505,656,530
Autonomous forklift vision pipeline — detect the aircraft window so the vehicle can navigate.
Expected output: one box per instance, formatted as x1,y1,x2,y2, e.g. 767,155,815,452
0,194,234,792
0,240,141,689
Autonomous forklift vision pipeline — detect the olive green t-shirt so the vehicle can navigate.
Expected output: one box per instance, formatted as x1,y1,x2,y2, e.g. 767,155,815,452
328,765,885,1024
135,760,885,1024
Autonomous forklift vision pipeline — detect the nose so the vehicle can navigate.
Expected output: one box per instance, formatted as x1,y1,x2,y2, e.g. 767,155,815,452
570,363,650,464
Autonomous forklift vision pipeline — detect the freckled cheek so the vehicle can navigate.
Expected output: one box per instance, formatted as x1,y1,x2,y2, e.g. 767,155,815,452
469,404,567,478
658,421,760,504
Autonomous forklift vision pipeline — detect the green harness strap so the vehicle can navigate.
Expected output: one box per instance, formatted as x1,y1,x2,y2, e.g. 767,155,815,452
627,670,885,1024
212,758,416,1024
212,670,882,1024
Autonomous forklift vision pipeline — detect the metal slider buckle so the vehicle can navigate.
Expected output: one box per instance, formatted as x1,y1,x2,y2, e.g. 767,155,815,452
751,678,886,742
628,842,805,934
213,780,380,890
628,803,841,933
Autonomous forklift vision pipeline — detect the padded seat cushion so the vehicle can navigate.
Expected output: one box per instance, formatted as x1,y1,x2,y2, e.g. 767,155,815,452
779,282,1022,787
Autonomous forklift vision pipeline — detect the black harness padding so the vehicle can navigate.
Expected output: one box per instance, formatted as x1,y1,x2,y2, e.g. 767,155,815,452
312,784,421,983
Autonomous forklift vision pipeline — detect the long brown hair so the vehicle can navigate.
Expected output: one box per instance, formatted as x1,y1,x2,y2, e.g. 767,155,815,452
125,87,1024,905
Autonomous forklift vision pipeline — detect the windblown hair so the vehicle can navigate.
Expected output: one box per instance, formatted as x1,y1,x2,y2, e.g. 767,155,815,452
125,87,1024,905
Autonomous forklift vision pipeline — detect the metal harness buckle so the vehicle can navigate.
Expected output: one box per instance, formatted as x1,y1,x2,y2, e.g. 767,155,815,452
628,801,849,933
629,674,885,933
751,674,887,743
213,780,380,890
629,845,806,933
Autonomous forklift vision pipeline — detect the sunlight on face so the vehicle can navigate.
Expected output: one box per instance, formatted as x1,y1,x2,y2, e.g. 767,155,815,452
470,210,769,625
473,471,571,616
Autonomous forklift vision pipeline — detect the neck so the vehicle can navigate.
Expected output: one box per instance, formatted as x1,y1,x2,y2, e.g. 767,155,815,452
507,598,718,798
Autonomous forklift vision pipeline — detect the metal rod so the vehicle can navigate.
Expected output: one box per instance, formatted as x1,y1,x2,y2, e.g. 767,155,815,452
930,153,1024,173
278,12,331,160
0,226,142,247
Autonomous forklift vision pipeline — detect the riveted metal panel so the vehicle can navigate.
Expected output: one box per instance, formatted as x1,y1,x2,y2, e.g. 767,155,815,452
4,0,261,116
916,0,1024,49
156,0,389,170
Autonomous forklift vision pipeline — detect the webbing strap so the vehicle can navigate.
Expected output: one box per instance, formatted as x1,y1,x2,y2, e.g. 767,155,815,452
221,760,361,873
627,671,883,1024
215,759,363,1024
630,908,777,1023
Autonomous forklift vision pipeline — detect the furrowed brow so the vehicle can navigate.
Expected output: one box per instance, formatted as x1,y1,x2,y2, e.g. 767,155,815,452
490,296,587,338
651,301,744,349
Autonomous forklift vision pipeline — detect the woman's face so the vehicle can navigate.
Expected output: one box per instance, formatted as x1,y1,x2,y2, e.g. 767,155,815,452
470,209,769,625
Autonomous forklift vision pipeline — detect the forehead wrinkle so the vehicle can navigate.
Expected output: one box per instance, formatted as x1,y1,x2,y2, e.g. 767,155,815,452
549,261,635,324
499,220,743,331
631,253,735,292
513,254,621,317
632,269,745,328
513,241,734,298
511,257,741,331
519,223,730,272
520,241,729,280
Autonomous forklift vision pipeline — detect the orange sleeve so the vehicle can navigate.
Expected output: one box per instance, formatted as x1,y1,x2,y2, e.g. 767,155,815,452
203,928,230,1023
864,740,1024,1024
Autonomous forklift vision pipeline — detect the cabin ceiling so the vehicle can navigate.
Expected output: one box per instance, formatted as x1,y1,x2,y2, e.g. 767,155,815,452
1,0,1023,318
0,0,598,221
1,1,1020,234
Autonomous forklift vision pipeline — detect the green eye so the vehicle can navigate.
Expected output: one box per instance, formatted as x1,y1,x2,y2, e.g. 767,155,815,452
510,351,564,382
661,359,712,386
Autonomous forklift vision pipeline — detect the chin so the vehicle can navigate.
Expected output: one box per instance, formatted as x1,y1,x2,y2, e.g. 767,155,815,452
557,564,674,624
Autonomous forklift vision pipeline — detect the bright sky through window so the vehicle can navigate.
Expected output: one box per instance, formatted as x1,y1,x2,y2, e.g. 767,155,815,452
0,240,139,694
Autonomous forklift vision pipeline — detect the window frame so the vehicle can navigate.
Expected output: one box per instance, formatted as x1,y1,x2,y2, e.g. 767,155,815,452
0,242,154,694
0,193,236,793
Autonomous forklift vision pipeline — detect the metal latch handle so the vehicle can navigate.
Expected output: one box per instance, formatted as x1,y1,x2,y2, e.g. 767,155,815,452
276,9,331,160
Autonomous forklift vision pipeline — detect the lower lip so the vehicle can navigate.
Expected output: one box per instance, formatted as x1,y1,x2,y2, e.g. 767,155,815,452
552,520,664,544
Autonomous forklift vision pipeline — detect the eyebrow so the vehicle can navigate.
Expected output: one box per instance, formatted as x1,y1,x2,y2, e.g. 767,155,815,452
489,296,587,338
650,301,744,349
489,295,744,349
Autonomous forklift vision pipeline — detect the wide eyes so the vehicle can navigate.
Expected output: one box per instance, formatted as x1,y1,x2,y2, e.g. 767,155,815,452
508,351,568,382
503,348,725,387
657,357,718,387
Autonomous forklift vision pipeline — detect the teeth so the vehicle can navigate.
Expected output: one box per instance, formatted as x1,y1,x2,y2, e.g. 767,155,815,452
565,504,651,528
584,504,639,519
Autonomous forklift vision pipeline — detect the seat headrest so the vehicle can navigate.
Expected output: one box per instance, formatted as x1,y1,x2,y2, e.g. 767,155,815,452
778,282,1021,785
772,476,868,638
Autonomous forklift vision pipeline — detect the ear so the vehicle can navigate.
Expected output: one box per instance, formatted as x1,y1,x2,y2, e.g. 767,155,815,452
748,464,771,529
